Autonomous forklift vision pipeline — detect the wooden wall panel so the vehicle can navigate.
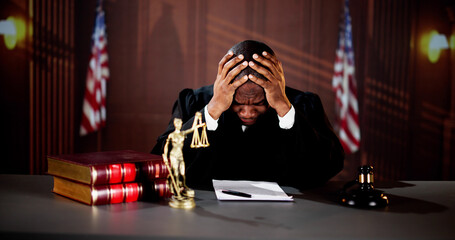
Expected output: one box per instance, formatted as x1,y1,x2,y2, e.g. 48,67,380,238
30,0,75,174
409,0,453,180
361,0,414,180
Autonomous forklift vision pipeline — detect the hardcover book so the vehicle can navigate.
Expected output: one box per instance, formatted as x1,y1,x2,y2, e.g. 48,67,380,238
47,150,168,185
53,177,171,205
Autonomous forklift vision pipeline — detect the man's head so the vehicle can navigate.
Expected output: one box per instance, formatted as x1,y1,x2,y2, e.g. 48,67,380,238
228,40,275,82
228,40,275,126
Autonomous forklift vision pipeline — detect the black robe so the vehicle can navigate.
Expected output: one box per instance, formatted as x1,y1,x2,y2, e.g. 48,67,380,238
152,85,344,190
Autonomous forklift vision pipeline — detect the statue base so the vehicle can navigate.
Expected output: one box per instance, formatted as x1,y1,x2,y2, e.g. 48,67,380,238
168,196,196,209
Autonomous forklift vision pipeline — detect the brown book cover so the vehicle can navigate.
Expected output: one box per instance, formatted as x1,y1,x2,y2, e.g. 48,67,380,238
47,150,168,185
52,176,171,205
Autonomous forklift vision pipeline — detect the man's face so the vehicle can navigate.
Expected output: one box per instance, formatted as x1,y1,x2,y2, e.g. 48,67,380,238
230,82,269,126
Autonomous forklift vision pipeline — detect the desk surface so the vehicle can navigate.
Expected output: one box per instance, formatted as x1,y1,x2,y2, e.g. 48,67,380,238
0,175,454,240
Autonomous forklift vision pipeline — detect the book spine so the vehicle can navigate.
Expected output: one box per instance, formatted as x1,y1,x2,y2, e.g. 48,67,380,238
140,161,169,180
92,182,143,205
148,178,173,200
90,161,168,185
91,179,171,205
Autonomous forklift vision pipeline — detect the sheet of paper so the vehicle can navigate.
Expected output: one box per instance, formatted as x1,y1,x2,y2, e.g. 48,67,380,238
212,179,294,201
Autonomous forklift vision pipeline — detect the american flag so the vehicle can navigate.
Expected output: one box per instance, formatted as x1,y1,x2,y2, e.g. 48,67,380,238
80,1,109,136
332,0,360,154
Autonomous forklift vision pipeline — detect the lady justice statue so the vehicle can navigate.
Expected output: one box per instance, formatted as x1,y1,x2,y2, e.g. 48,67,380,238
162,112,209,209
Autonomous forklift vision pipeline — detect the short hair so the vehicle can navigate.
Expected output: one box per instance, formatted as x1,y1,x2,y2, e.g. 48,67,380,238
228,40,275,83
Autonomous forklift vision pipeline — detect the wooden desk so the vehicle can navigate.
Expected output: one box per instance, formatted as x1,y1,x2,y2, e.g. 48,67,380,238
0,175,453,239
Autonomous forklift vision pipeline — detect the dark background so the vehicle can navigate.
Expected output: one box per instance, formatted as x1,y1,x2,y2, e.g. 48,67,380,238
1,0,454,181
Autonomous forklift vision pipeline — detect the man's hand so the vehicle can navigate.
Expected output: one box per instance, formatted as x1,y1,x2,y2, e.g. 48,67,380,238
247,52,291,117
207,51,249,120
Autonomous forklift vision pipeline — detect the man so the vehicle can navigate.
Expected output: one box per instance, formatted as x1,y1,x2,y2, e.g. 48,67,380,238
152,40,344,190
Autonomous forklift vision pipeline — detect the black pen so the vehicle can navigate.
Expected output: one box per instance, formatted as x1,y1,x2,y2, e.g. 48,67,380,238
221,190,252,198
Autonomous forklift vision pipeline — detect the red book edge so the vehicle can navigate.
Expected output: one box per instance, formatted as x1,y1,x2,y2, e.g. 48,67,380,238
47,150,168,185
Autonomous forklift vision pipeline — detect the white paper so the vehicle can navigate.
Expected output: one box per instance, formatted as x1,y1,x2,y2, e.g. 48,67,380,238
212,179,294,201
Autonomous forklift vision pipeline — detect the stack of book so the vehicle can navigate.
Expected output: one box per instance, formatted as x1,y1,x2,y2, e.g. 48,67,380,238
47,150,172,205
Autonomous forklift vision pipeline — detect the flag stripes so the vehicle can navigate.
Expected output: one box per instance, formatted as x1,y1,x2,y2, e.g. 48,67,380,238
332,0,360,154
80,2,109,136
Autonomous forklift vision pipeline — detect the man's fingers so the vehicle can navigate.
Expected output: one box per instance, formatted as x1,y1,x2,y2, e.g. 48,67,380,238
261,51,280,67
252,53,281,76
217,51,234,74
225,60,248,83
261,51,283,73
247,74,268,88
248,61,275,82
231,75,249,89
220,54,245,79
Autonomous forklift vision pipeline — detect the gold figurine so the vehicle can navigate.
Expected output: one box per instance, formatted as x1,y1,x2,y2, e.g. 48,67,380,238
162,112,209,209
